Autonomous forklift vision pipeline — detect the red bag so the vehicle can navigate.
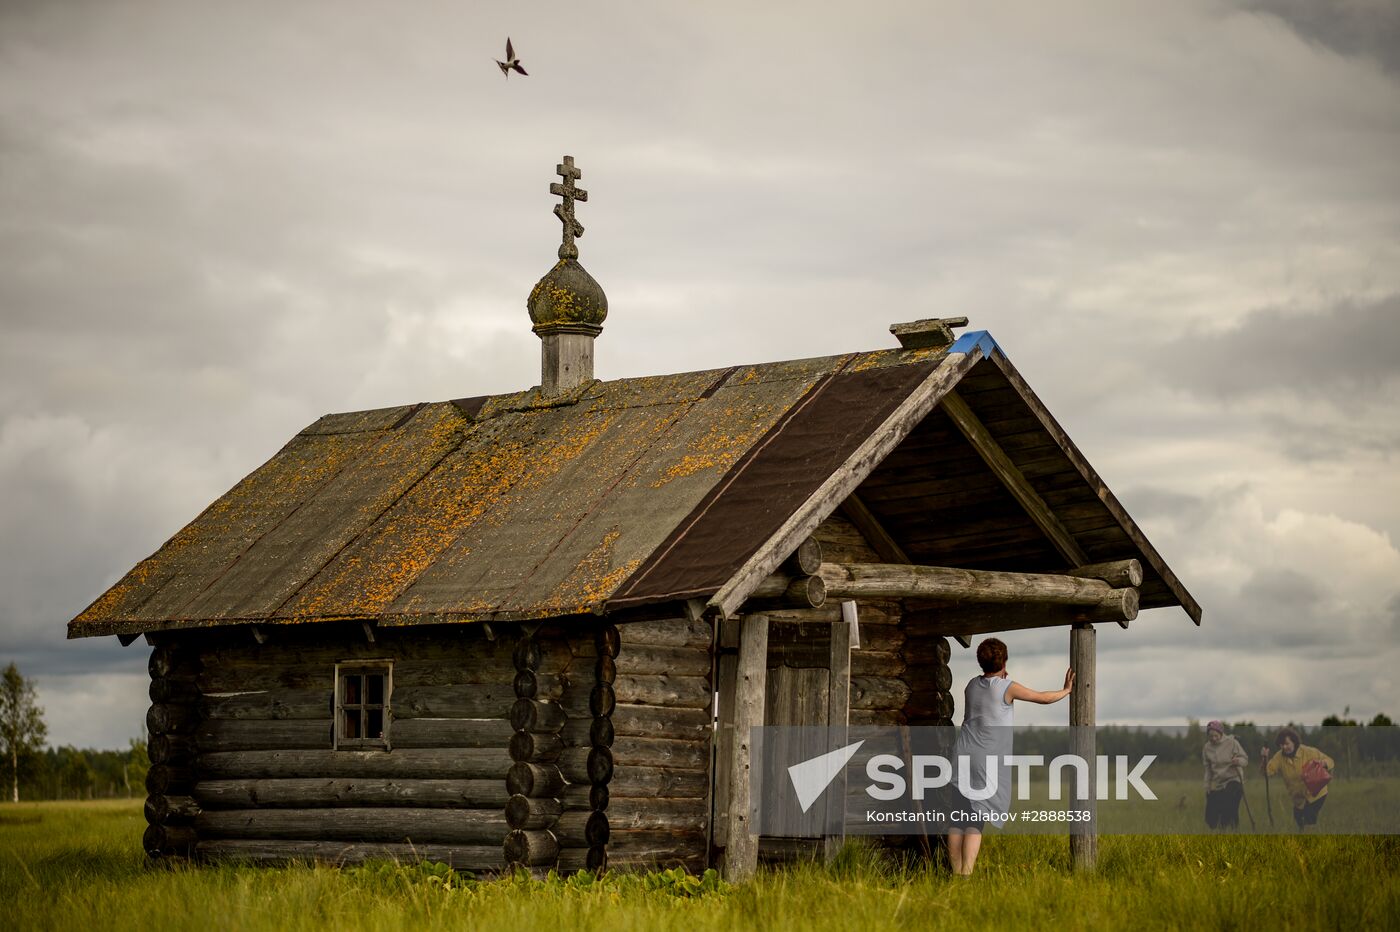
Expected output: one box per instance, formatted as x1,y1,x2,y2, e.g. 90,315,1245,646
1301,758,1332,796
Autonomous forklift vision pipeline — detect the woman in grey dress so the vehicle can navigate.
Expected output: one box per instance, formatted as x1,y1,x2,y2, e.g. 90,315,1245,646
948,637,1075,876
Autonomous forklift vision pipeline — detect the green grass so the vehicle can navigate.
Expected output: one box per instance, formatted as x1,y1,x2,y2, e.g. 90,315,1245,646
2,800,1397,931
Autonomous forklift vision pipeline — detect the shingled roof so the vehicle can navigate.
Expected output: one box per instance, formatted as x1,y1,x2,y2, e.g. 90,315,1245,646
68,331,1199,638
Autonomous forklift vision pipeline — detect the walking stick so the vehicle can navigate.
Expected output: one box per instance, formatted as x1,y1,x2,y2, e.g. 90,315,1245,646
1260,748,1275,828
1239,783,1257,831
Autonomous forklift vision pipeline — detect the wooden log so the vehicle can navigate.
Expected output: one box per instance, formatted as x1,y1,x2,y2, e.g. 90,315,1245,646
595,655,617,685
590,684,616,717
506,762,565,798
821,562,1135,609
558,747,613,785
905,661,953,693
608,766,708,798
513,669,565,701
147,703,199,736
559,717,593,748
901,637,952,667
855,623,903,654
201,689,331,721
505,794,562,830
193,778,506,810
747,573,827,609
196,839,503,869
513,637,540,672
145,794,201,825
557,847,608,873
904,593,1138,632
596,624,621,658
196,807,509,844
849,675,911,710
510,698,567,734
612,675,711,709
724,613,767,882
553,810,610,847
148,733,197,766
143,823,196,858
196,748,511,781
387,684,518,719
198,635,511,669
605,797,707,833
150,677,200,704
195,719,331,753
1068,559,1143,589
149,646,199,680
607,829,707,862
503,829,559,867
611,704,711,739
1070,623,1097,872
849,650,907,678
196,660,525,694
781,536,824,577
612,645,712,678
617,617,710,649
509,731,563,764
904,689,954,723
146,764,193,795
390,718,515,749
559,783,598,811
196,716,509,753
609,736,709,771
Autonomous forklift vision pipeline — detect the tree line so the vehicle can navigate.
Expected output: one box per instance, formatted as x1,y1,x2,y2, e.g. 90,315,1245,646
2,662,150,802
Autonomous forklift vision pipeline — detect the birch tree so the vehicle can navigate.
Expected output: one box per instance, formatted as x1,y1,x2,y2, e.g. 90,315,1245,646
1,663,47,803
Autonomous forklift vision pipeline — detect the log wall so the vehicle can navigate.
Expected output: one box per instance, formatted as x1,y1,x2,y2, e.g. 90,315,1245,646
605,616,713,873
148,625,525,871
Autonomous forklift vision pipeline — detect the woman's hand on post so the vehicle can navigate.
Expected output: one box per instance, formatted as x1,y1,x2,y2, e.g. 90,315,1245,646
1063,668,1076,693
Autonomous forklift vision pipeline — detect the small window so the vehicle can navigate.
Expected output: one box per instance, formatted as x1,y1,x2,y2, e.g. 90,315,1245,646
335,663,392,750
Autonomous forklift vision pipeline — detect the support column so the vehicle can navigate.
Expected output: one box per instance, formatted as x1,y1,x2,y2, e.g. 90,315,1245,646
723,613,769,882
823,617,851,862
1069,623,1097,872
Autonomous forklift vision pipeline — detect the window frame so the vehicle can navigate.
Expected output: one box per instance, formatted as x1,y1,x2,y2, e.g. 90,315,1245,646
333,661,393,751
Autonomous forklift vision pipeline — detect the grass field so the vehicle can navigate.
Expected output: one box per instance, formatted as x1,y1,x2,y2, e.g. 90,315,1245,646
2,800,1397,931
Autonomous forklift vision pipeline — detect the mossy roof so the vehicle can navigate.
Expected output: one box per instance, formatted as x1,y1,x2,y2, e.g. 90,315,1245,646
68,333,1198,637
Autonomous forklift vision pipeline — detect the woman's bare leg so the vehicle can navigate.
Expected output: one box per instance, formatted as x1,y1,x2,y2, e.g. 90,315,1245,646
948,832,964,873
959,832,983,875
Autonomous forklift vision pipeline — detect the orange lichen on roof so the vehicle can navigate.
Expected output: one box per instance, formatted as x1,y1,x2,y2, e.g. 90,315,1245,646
285,422,531,619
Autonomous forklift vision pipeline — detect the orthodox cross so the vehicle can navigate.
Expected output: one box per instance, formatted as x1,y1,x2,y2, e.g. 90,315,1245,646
550,155,587,260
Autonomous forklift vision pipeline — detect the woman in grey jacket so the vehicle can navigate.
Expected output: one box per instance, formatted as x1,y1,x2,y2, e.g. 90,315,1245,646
1202,720,1248,829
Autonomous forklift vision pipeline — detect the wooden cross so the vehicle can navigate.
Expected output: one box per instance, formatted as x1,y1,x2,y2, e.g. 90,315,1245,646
549,155,587,260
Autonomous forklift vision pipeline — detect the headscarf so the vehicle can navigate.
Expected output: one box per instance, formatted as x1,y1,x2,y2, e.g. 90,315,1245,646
1207,720,1225,735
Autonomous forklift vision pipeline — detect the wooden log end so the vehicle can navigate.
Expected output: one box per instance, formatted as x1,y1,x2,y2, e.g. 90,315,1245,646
503,829,560,867
783,537,824,577
587,747,614,786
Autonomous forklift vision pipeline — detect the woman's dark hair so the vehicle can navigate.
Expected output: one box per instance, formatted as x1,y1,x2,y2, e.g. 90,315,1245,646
1276,726,1301,748
976,638,1008,674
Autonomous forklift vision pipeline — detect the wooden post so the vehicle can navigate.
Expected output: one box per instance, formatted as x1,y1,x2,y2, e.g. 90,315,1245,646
824,618,852,863
1069,623,1097,872
723,613,768,882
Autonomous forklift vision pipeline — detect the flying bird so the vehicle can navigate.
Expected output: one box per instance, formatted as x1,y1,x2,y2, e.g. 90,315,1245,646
496,38,527,78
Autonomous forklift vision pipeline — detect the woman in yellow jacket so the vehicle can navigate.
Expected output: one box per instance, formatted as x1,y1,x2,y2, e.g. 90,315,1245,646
1259,726,1334,831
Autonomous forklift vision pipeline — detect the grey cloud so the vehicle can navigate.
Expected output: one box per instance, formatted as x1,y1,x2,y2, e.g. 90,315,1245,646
1237,0,1400,75
1162,296,1400,401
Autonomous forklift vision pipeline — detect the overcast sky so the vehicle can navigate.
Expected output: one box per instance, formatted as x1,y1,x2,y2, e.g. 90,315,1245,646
2,0,1397,747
